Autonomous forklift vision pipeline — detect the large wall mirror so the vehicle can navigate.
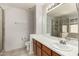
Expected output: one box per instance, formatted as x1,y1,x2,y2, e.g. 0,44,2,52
47,3,79,39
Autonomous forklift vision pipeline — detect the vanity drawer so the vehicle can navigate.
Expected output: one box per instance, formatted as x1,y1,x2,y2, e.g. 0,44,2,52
52,50,60,56
37,41,42,48
33,39,37,44
42,45,51,56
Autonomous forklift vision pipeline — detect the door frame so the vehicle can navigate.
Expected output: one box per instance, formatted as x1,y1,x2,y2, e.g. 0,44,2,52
0,7,5,52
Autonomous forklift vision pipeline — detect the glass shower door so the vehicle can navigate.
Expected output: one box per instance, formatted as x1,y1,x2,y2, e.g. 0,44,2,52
0,7,2,51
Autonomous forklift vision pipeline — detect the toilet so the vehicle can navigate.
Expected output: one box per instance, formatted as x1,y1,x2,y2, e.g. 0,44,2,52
24,41,30,51
22,36,30,51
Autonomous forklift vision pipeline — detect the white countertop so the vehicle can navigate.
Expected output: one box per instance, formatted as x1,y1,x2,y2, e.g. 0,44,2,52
29,34,78,56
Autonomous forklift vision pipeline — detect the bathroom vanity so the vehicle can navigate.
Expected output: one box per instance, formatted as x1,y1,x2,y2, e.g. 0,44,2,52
29,3,78,56
33,39,60,56
30,34,78,56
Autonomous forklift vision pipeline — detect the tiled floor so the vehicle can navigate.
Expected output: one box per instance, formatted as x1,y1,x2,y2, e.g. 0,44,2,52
0,48,34,56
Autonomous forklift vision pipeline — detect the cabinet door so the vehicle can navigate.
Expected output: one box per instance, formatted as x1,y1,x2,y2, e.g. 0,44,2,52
52,50,60,56
37,41,41,48
33,39,37,55
42,51,49,56
33,44,37,55
37,46,41,56
42,45,51,56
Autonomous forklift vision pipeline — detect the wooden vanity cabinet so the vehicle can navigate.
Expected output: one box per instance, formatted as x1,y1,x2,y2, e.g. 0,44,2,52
33,39,60,56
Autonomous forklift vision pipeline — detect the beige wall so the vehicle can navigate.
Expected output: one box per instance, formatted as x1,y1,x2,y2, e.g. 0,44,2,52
0,5,34,51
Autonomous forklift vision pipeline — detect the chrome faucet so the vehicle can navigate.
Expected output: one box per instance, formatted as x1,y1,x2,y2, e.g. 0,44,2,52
60,40,66,45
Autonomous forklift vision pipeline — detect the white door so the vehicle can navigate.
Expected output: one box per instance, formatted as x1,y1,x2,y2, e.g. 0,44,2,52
0,8,2,51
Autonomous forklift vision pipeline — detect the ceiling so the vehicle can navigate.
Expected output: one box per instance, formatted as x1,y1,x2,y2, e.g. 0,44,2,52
0,3,35,10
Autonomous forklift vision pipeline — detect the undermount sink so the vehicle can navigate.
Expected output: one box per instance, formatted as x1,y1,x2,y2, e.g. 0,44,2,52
53,42,73,51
